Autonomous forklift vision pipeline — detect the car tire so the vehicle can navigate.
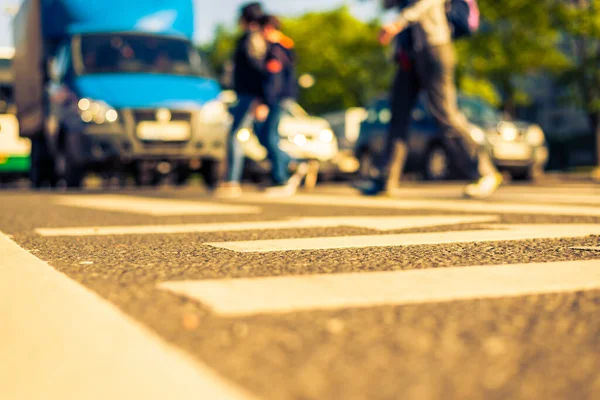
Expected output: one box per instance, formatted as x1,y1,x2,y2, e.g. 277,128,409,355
134,163,161,187
200,159,222,189
425,145,450,181
174,168,191,187
511,168,535,181
30,135,58,189
54,136,85,189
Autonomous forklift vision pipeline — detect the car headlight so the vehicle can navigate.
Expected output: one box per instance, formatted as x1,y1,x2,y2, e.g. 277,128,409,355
498,122,519,141
526,125,545,146
292,134,307,147
78,98,118,124
319,128,334,143
200,100,229,125
237,128,251,142
469,126,487,145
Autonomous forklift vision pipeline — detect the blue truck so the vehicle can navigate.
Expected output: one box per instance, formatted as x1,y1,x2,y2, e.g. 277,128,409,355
12,0,229,188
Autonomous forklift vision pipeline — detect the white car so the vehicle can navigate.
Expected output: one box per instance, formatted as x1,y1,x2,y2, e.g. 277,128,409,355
237,100,339,179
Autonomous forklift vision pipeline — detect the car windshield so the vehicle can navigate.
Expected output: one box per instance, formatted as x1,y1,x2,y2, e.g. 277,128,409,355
79,34,210,77
0,58,12,85
458,97,501,125
0,85,15,114
284,100,310,118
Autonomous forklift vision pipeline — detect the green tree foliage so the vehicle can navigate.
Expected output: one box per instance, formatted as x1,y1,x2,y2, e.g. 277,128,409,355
282,7,392,114
455,0,569,111
552,0,600,162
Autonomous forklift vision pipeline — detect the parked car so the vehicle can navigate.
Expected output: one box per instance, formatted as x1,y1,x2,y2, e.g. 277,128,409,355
236,99,339,181
355,95,548,181
321,107,366,178
0,47,31,185
459,96,548,180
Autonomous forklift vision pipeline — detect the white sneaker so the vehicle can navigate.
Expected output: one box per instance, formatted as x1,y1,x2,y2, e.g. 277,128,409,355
464,172,503,199
264,182,298,198
213,182,242,199
287,162,309,188
265,163,309,198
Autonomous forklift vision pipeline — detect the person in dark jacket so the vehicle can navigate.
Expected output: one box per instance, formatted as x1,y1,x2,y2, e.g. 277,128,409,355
215,2,267,198
256,15,307,196
357,0,501,199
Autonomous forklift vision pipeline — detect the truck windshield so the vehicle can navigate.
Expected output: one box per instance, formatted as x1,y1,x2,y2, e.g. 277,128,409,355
79,34,210,77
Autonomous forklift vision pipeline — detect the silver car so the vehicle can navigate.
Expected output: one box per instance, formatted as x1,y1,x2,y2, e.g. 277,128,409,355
459,97,549,180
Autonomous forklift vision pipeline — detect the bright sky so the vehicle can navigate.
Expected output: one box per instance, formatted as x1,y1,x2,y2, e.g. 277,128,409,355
0,0,382,47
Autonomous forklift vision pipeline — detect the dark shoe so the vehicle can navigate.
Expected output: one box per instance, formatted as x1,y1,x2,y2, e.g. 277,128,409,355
353,179,386,196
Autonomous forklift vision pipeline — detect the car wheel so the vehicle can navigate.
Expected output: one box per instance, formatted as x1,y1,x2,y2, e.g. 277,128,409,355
55,148,84,189
134,164,161,187
174,168,191,187
30,135,58,189
200,159,222,189
511,168,535,181
425,145,450,181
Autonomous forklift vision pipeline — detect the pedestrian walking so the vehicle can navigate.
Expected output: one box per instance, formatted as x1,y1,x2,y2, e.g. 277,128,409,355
357,0,502,199
256,15,308,196
214,2,267,198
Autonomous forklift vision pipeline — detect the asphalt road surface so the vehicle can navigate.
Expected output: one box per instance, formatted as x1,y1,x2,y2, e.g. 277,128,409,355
2,182,600,400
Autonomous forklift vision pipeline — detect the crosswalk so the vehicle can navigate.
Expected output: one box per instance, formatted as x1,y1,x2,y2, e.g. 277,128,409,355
233,192,600,216
4,184,600,399
204,224,600,253
40,185,600,315
54,195,261,216
159,260,600,317
0,233,256,400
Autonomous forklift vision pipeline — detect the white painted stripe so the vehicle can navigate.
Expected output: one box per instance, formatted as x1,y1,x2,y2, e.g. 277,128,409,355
236,194,600,217
571,247,600,251
400,192,600,206
55,195,260,216
318,185,600,201
35,215,499,237
159,260,600,317
206,224,600,253
0,233,255,400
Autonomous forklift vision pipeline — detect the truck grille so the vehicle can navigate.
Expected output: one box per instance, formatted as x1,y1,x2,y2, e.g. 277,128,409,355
132,109,192,123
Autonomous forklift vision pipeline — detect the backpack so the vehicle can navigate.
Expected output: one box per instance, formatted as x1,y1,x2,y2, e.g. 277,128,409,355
447,0,480,39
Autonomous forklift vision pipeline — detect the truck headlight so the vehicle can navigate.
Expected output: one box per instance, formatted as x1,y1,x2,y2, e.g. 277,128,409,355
526,125,545,146
78,98,118,124
200,100,228,125
319,129,334,143
469,126,486,145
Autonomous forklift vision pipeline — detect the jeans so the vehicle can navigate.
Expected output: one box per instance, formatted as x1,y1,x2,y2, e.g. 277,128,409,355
225,94,255,183
377,43,495,182
254,103,291,185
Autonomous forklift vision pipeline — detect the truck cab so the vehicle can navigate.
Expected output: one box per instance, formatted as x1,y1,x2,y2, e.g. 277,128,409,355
13,0,230,188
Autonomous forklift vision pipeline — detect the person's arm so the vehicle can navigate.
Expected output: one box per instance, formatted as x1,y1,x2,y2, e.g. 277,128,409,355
379,0,443,45
396,0,444,26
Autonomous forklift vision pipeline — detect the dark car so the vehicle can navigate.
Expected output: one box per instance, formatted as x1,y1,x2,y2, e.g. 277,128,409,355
355,96,548,181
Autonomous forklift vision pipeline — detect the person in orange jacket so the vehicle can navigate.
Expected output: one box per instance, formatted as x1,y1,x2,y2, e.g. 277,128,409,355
254,15,307,196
